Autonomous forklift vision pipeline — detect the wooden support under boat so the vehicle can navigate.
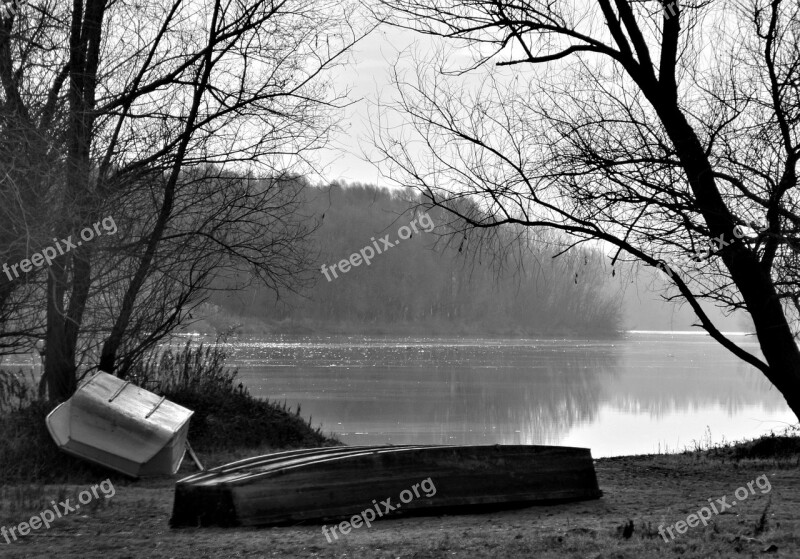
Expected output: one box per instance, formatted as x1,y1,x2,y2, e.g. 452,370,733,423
170,444,602,527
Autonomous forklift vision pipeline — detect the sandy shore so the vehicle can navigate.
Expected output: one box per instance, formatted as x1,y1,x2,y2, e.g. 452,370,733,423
1,451,798,558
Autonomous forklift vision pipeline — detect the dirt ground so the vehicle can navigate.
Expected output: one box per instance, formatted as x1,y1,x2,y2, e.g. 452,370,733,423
1,452,798,558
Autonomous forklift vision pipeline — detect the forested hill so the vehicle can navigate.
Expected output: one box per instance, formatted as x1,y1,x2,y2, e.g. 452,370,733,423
206,182,623,336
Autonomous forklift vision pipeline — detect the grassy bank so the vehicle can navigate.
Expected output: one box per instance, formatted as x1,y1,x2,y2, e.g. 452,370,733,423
0,342,338,484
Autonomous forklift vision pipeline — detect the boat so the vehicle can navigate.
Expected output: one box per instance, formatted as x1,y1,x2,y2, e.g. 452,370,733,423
170,444,602,527
46,370,194,478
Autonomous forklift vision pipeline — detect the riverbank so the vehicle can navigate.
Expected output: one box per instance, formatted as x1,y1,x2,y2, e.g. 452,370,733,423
2,436,799,558
0,342,339,484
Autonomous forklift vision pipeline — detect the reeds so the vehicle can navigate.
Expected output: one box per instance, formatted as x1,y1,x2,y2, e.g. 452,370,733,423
128,339,239,395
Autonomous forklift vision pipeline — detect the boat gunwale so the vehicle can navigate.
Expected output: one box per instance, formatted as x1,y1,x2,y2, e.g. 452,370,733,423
179,445,446,486
200,444,439,475
176,444,452,483
177,444,595,487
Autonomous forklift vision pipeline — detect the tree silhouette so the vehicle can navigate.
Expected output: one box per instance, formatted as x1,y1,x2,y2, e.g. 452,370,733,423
0,0,361,401
372,0,800,419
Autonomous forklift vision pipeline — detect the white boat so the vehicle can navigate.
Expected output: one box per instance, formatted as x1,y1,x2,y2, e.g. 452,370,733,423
46,370,193,478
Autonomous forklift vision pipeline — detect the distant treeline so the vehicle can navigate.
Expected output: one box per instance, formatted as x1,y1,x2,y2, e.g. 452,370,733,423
209,182,623,336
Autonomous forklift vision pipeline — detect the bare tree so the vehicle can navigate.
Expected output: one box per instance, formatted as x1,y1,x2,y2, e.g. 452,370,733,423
102,170,317,380
1,0,364,402
372,0,800,419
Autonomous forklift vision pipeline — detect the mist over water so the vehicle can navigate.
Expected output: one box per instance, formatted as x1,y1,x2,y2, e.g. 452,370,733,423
225,332,793,457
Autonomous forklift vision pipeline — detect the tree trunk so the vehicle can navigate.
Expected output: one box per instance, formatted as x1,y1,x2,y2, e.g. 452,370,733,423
41,0,107,401
44,269,76,403
99,4,220,376
748,289,800,417
653,96,800,421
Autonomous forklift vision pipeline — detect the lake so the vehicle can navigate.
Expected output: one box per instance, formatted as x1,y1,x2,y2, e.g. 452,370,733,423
221,331,795,457
8,331,790,457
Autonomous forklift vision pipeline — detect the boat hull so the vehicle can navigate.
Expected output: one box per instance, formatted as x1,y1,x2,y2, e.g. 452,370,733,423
170,444,601,527
46,371,193,478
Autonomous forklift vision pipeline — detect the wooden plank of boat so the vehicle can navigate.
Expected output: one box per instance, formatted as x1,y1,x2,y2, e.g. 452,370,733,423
170,444,601,527
46,370,193,478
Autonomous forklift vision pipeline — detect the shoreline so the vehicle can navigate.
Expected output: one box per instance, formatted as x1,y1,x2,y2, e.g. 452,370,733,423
2,438,799,558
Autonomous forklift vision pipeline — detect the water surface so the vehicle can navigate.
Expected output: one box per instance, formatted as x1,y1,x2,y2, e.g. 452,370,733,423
224,332,794,457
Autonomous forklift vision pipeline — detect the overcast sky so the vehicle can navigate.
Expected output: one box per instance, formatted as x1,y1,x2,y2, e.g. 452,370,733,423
312,25,393,185
317,23,483,187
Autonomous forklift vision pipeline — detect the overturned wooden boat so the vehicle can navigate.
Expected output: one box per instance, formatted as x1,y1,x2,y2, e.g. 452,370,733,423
46,370,193,478
170,444,601,527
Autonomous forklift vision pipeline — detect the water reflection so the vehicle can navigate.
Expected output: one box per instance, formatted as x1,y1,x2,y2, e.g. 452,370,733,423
3,332,790,456
229,333,794,456
232,338,614,446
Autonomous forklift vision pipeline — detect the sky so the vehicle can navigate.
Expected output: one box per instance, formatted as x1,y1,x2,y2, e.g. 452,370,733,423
316,25,409,186
314,19,750,333
316,24,479,186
